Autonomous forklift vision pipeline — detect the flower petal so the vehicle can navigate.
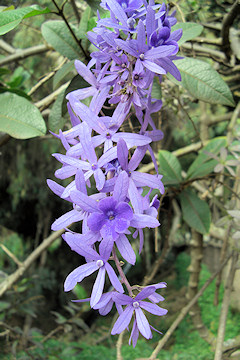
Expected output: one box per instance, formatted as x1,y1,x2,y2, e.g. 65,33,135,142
111,305,134,335
70,190,99,213
139,301,168,316
113,171,129,203
51,209,84,231
115,234,136,265
105,262,124,293
88,212,107,232
117,138,129,171
135,286,156,301
90,267,106,307
64,262,98,292
135,307,152,339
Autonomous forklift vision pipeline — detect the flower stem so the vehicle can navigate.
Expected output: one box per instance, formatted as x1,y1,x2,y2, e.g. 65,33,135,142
112,246,133,296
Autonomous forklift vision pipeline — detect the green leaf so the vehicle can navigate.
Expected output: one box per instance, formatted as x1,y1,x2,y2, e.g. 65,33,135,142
0,68,11,77
84,0,102,13
41,20,82,60
179,188,211,234
53,60,75,90
78,6,92,39
172,57,235,106
0,87,31,100
172,22,203,46
159,150,182,185
49,90,66,132
186,137,227,179
0,5,50,35
0,93,46,139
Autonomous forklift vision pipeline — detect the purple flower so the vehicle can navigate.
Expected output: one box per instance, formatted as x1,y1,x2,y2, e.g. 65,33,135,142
93,291,123,315
64,237,124,307
111,286,167,345
102,139,164,214
87,197,133,240
115,20,177,75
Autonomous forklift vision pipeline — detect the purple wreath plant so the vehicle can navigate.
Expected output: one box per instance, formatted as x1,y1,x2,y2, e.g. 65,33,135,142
48,0,182,347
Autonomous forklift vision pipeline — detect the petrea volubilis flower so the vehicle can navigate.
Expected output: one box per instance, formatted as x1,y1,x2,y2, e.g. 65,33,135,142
48,0,182,347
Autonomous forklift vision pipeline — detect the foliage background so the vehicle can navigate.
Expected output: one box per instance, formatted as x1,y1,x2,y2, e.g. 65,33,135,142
0,0,239,359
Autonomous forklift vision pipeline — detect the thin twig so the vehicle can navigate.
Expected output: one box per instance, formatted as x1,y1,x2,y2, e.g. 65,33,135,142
0,39,16,54
0,244,23,267
51,0,89,60
0,229,65,297
116,331,124,360
28,58,68,96
214,252,239,360
181,43,226,61
35,82,70,110
0,45,50,67
187,230,215,345
227,101,240,144
112,247,133,296
190,37,222,46
221,0,240,59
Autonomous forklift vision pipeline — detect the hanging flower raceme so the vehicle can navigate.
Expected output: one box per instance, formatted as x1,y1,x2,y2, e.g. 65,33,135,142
48,0,182,346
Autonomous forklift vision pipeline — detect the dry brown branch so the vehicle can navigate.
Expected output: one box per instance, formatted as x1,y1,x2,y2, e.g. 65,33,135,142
214,223,232,306
35,82,70,111
187,230,215,345
227,101,240,144
214,252,239,360
0,229,65,297
191,37,222,46
136,253,232,360
116,331,124,360
0,39,15,54
51,0,89,60
221,0,240,59
0,45,50,67
0,244,23,267
28,58,68,96
181,43,226,60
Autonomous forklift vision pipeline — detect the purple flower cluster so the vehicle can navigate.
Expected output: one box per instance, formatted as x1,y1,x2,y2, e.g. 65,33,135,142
48,0,182,346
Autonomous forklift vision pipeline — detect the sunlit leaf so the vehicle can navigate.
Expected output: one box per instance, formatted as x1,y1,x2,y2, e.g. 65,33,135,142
0,5,50,35
172,22,203,46
172,57,235,106
41,20,83,60
0,93,46,139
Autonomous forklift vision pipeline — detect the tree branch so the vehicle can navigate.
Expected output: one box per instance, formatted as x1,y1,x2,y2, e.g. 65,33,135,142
181,43,226,60
214,252,239,360
51,0,90,61
0,45,51,67
0,229,65,297
221,0,240,59
0,39,16,54
35,81,70,111
28,58,68,96
187,230,215,345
